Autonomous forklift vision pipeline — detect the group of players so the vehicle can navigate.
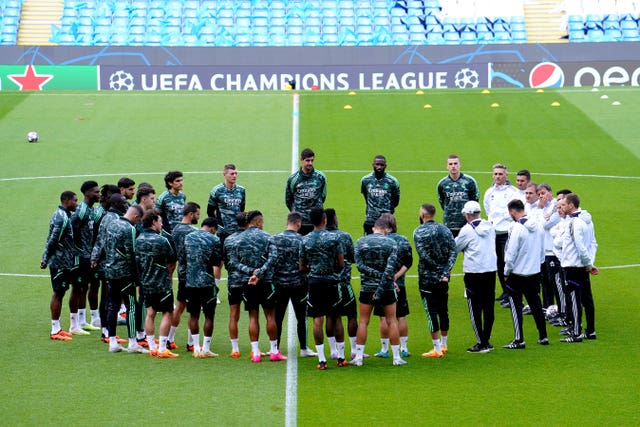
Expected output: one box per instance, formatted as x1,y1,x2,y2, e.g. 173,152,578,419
41,149,599,367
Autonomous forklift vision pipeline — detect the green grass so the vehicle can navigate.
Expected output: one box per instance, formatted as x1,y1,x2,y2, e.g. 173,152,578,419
0,89,638,426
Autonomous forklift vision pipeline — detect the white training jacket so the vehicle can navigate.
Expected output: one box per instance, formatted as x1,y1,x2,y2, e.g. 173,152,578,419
483,184,522,234
504,216,545,276
560,210,597,269
455,218,497,273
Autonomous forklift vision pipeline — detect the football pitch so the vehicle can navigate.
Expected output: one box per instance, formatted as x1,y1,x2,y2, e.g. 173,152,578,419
0,88,639,426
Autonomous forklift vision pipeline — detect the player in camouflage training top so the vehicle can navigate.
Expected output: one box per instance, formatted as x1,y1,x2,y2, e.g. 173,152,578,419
91,189,127,343
351,218,405,366
373,213,413,358
324,208,356,359
102,205,148,354
223,212,248,358
136,210,178,358
155,171,185,234
300,208,345,369
185,217,223,358
228,211,285,362
270,212,315,357
71,180,101,333
167,202,200,351
437,154,480,237
207,164,246,243
413,203,457,359
285,148,327,235
360,155,400,235
41,191,78,341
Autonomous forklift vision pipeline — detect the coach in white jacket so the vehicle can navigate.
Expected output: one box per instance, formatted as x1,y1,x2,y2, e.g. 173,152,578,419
559,193,599,343
502,199,548,349
455,201,497,353
483,163,522,305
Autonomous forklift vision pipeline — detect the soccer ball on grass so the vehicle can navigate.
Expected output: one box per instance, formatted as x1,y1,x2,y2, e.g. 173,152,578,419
26,131,39,143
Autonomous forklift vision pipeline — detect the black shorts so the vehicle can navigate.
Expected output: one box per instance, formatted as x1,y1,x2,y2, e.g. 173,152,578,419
176,276,188,303
77,258,99,289
49,267,74,296
186,286,217,319
144,289,174,313
228,286,243,306
360,289,397,308
243,282,276,312
339,283,357,318
374,286,409,317
307,277,341,318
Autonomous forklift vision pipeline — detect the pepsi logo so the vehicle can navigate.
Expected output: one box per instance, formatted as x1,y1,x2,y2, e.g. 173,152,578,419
529,62,565,88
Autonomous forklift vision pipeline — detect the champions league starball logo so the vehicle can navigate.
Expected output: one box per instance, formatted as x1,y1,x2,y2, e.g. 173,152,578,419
109,70,134,90
454,68,480,88
529,62,565,88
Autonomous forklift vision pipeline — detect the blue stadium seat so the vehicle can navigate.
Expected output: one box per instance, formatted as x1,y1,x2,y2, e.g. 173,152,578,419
323,32,339,45
493,30,512,43
569,29,586,42
512,31,527,43
622,28,639,41
604,28,622,41
426,30,444,45
460,28,477,44
443,31,460,44
286,33,304,46
270,33,286,46
392,31,409,45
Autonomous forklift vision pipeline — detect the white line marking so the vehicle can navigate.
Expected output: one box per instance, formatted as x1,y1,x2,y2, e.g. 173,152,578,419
2,264,637,280
3,170,638,182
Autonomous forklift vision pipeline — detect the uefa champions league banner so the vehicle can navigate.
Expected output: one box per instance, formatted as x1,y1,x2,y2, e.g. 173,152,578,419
99,64,490,91
2,61,640,91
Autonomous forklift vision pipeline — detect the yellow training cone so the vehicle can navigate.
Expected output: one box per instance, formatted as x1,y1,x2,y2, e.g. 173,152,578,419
344,105,352,109
348,91,356,96
491,102,499,107
423,104,432,108
416,90,424,95
551,101,560,107
536,89,544,93
482,89,490,94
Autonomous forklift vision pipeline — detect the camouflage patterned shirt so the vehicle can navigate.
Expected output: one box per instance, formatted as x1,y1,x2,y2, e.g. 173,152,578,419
185,229,222,289
42,205,77,269
223,230,244,289
301,229,344,281
270,229,303,288
285,168,327,227
326,226,355,285
171,222,197,283
386,231,413,288
103,217,138,280
413,220,457,287
354,233,398,294
360,172,401,223
207,183,246,237
136,229,176,294
437,173,480,232
71,201,94,259
90,209,122,269
155,190,186,233
227,226,274,284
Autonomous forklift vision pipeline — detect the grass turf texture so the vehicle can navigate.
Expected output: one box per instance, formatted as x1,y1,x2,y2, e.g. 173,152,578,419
0,88,638,426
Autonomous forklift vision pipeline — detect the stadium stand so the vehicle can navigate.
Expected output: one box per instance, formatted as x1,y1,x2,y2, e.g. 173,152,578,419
0,0,22,45
0,0,634,47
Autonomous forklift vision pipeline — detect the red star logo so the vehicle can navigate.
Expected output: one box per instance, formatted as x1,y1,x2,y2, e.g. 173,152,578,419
8,65,53,91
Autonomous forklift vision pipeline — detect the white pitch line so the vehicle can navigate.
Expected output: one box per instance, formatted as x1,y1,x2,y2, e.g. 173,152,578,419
2,170,638,182
2,264,638,280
